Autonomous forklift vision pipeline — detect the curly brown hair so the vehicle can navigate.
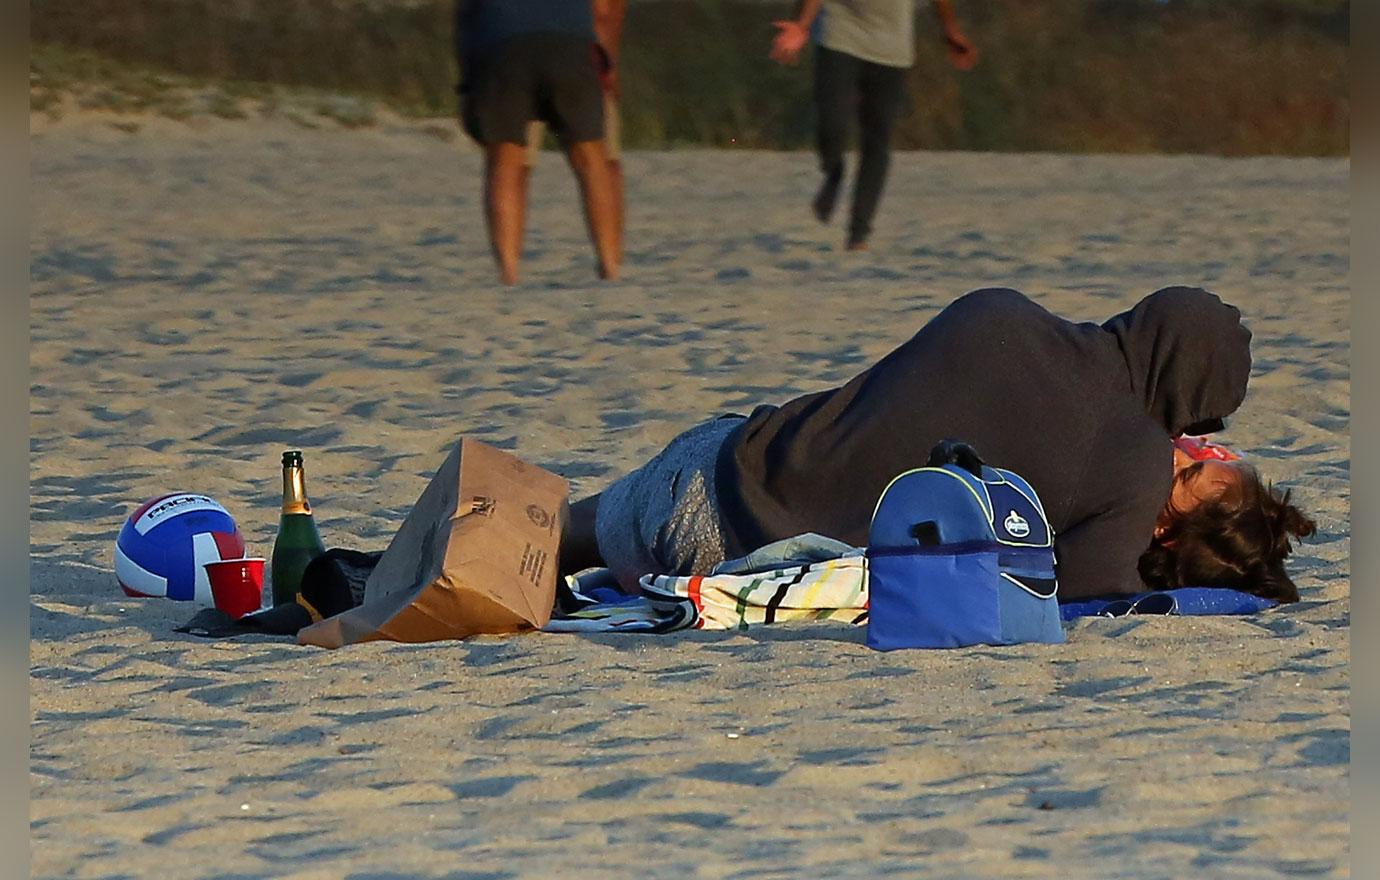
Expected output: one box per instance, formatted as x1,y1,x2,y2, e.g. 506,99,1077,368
1137,466,1316,602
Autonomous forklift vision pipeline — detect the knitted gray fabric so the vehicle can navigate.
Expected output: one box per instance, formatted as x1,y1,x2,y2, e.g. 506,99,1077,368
594,416,742,590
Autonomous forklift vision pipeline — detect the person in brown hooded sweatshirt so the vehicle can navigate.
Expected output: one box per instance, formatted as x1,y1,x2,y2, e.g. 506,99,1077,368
560,287,1315,603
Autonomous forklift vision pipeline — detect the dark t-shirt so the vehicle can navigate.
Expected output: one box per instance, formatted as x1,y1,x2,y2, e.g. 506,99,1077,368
456,0,595,57
712,287,1253,601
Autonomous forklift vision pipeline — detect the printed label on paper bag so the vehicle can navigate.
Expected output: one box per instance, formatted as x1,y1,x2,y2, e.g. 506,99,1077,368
519,543,548,586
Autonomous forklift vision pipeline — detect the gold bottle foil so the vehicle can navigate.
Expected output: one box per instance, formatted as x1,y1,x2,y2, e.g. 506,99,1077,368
282,463,312,515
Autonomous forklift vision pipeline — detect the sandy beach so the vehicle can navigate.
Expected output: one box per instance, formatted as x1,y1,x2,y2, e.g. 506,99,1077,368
30,114,1349,878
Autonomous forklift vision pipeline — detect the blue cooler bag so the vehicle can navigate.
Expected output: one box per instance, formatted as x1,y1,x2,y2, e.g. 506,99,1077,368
865,463,1065,650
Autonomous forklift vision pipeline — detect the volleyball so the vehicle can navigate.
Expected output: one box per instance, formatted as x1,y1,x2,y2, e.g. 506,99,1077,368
114,493,246,603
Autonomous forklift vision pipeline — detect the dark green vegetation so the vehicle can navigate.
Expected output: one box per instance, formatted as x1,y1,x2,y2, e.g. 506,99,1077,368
31,0,1348,155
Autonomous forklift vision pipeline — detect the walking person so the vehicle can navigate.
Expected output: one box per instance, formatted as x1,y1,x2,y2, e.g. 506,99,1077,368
769,1,978,250
455,0,622,284
525,1,627,243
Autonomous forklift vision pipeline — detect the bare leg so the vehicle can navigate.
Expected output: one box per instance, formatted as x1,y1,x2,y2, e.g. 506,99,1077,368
517,164,530,252
559,494,605,577
484,142,529,285
564,139,621,280
609,158,625,242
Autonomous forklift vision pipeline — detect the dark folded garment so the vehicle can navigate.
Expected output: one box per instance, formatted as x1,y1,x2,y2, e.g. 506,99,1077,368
176,602,312,638
300,548,381,618
176,547,384,638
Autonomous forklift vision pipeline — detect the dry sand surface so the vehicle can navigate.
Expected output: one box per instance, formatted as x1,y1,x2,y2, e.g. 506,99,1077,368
31,115,1349,879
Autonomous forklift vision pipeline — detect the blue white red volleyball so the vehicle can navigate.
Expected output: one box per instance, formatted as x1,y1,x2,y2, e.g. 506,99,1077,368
114,493,245,603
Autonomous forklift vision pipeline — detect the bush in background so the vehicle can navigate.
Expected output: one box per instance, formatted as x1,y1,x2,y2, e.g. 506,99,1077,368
29,0,1349,155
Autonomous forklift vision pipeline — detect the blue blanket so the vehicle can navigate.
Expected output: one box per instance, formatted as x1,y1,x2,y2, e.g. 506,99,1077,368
1059,587,1277,621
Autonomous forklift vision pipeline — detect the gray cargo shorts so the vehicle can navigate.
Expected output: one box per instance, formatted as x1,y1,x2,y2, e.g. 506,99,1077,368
595,416,743,590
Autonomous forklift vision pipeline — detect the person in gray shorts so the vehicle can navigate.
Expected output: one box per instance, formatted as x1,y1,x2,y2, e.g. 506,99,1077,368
557,287,1316,605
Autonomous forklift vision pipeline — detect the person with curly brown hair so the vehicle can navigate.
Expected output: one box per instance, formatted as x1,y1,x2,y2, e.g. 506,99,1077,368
1139,449,1315,602
559,286,1316,604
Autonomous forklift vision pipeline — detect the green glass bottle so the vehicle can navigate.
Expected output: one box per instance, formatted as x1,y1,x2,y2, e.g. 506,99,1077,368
270,449,326,606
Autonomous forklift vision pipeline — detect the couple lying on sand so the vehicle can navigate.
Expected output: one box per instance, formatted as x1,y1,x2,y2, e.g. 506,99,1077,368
558,286,1315,604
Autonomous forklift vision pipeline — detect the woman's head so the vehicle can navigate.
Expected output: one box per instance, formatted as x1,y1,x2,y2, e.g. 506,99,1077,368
1138,458,1316,602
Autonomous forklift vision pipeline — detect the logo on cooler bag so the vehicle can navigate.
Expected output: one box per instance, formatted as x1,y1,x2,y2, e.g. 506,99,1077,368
1003,510,1030,538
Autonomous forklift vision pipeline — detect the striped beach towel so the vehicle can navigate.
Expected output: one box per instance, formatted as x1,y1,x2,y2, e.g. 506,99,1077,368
544,553,870,634
641,554,869,630
540,551,1274,636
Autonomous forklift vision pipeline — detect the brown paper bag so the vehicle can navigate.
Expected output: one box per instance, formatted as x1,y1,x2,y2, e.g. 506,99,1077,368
298,437,568,648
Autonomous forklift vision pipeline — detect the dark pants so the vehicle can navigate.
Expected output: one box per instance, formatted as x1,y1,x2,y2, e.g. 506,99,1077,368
813,45,908,243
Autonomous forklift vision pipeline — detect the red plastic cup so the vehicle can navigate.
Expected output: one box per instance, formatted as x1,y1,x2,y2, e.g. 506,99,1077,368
204,557,266,619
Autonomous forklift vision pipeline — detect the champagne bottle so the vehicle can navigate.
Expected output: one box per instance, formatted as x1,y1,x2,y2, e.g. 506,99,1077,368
271,449,326,607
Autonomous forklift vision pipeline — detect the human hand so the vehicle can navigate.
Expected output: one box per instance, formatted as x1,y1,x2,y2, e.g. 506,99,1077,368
770,20,809,66
592,43,618,96
600,65,620,98
945,31,978,71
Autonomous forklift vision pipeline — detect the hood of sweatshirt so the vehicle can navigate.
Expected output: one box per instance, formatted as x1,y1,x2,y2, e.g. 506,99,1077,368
1102,286,1253,437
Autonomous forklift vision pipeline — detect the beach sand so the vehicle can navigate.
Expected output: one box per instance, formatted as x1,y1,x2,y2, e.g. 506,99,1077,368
30,114,1349,878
